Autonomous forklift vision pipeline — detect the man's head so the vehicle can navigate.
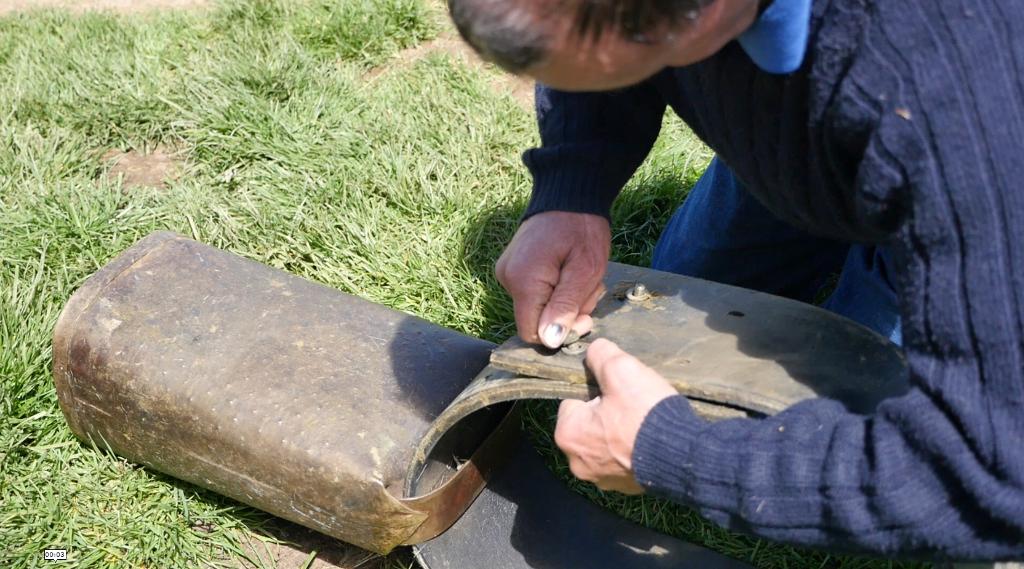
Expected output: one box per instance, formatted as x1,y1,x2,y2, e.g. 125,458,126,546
449,0,763,91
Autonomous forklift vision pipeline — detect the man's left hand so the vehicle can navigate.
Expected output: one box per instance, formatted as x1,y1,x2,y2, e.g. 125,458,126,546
555,338,678,494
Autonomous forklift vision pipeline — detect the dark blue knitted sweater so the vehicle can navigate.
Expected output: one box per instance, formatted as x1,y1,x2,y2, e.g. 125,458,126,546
522,0,1024,559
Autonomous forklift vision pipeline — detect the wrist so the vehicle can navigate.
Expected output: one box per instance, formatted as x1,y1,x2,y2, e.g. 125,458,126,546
521,152,622,222
631,395,705,494
521,194,615,223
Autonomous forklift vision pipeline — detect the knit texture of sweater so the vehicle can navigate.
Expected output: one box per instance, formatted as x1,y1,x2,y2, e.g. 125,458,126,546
522,0,1024,559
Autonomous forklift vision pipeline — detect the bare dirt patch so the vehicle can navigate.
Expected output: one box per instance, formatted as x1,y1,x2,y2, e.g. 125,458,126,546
0,0,207,15
101,145,183,190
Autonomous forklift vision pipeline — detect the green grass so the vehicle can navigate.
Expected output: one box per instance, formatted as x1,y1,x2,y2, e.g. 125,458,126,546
0,1,929,568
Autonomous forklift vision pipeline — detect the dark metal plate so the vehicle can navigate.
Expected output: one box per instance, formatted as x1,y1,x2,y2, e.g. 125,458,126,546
491,262,909,415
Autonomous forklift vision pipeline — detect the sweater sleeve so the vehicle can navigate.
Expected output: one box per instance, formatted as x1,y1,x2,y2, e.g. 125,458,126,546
633,333,1024,559
520,80,666,222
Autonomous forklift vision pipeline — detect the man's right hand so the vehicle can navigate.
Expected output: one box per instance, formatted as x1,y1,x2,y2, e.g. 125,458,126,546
495,211,611,348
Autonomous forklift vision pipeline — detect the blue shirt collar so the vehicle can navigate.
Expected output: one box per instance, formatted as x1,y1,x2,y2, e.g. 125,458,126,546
736,0,813,74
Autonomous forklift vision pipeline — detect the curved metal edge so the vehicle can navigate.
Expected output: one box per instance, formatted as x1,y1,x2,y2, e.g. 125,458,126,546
406,369,594,491
399,365,753,549
399,404,522,545
409,368,754,477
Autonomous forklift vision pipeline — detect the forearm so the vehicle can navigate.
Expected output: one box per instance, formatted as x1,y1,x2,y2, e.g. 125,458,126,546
633,390,1024,559
522,79,666,221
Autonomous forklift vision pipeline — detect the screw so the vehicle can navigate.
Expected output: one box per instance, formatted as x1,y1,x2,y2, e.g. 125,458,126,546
626,282,650,302
560,341,588,356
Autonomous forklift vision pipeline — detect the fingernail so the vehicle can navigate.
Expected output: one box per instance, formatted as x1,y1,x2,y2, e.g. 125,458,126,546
542,323,565,348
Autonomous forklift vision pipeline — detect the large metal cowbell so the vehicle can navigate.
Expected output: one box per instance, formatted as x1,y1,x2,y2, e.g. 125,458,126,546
52,232,908,568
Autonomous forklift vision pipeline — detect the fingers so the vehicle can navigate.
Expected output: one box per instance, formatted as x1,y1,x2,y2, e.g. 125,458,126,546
499,254,603,348
537,258,605,348
585,339,639,394
555,397,644,495
565,284,604,339
556,343,673,498
494,212,610,347
554,397,593,475
511,292,547,344
570,314,594,339
585,339,677,401
580,283,606,316
505,282,602,346
495,243,558,345
556,398,588,426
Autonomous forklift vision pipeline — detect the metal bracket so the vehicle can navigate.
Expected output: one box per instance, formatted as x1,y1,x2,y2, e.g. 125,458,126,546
489,262,909,416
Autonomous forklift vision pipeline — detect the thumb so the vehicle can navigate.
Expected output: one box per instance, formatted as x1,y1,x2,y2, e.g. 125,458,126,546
585,339,676,400
584,339,632,395
537,261,603,349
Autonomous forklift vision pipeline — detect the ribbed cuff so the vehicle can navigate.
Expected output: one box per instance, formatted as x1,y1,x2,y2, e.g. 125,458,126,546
520,148,625,222
632,395,707,497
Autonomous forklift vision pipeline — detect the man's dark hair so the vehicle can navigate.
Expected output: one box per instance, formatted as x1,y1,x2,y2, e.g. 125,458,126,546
448,0,547,73
448,0,715,73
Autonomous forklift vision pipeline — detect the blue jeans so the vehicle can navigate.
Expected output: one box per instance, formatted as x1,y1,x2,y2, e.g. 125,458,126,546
651,157,902,345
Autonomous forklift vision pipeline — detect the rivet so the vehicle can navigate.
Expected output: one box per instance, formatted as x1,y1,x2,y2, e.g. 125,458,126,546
626,282,650,302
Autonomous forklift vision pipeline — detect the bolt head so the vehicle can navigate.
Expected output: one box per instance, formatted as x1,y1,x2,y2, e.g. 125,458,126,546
626,282,651,301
